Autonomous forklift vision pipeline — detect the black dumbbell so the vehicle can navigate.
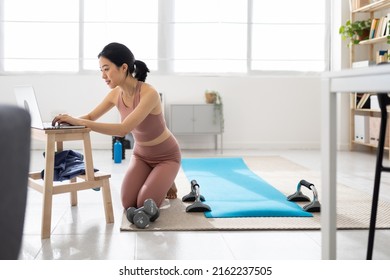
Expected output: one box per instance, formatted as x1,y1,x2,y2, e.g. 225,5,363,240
126,198,160,228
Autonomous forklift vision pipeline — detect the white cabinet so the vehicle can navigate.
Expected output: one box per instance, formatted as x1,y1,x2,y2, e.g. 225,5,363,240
170,104,223,151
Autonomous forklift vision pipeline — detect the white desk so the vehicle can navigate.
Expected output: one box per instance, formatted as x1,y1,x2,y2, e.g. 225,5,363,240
321,64,390,259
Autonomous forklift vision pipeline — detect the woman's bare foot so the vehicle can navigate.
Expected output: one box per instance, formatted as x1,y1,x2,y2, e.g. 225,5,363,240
166,182,177,199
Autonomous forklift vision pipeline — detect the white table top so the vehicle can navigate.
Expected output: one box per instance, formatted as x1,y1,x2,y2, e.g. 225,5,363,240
323,64,390,79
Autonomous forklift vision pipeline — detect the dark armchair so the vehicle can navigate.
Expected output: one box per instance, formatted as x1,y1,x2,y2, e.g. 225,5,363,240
0,104,31,259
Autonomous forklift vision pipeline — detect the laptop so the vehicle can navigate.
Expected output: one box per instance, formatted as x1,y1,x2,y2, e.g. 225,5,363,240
14,85,85,130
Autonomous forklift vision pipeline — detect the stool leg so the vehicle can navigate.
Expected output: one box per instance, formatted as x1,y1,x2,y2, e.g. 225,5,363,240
82,132,95,181
42,135,56,239
101,179,114,223
367,98,388,259
70,177,78,206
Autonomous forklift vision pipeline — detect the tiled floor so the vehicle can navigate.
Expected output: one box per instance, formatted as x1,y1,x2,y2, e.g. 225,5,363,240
19,148,390,260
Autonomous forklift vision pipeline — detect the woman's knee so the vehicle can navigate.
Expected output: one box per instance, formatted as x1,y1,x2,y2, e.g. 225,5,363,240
121,192,137,209
136,183,169,208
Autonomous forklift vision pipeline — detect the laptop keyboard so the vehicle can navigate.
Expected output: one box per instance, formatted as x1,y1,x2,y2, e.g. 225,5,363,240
42,122,71,129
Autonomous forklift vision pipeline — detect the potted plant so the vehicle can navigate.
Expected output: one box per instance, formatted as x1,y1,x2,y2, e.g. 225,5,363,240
339,19,371,47
204,90,224,132
388,19,390,44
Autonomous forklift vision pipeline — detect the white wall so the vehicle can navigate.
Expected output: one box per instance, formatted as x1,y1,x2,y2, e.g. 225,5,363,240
0,73,324,150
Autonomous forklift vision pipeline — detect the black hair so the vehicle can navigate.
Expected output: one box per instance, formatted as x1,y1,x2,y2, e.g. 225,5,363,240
98,42,150,82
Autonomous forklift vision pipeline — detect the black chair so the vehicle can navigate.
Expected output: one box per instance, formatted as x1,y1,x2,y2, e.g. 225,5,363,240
0,104,31,259
367,93,390,260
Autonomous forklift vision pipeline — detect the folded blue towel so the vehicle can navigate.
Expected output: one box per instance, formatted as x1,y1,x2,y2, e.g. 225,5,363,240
41,150,98,181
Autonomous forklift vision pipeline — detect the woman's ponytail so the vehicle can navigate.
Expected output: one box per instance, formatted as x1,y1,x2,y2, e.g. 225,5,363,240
134,60,150,82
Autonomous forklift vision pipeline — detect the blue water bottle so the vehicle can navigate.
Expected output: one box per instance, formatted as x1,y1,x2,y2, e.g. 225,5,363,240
114,140,122,163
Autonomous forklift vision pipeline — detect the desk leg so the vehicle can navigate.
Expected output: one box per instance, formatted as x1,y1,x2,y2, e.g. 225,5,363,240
321,79,337,259
42,134,56,239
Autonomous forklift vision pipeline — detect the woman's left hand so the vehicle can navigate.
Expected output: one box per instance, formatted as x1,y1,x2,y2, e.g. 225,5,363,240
52,114,82,127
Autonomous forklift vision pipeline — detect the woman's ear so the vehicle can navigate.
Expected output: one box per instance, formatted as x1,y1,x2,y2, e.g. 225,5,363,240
122,63,128,73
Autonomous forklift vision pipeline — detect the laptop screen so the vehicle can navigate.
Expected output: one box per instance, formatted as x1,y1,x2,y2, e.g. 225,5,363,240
14,85,45,129
14,85,86,130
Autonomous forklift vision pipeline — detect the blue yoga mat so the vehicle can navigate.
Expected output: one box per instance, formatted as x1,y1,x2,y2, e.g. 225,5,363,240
181,157,312,218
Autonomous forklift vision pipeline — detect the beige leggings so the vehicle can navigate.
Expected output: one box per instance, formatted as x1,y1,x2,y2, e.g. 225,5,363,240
121,135,181,209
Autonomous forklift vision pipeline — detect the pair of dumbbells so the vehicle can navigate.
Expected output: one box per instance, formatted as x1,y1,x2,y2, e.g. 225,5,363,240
126,199,160,229
287,179,321,212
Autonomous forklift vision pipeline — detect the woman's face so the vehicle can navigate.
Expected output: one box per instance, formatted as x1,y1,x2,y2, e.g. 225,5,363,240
99,57,127,89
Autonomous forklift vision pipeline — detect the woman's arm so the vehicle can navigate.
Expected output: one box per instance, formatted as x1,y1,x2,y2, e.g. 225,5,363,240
79,89,118,120
52,86,160,137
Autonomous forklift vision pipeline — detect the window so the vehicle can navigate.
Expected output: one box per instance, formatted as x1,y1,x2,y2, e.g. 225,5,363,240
83,0,158,70
251,0,326,71
3,0,79,71
1,0,158,72
173,0,247,73
0,0,328,73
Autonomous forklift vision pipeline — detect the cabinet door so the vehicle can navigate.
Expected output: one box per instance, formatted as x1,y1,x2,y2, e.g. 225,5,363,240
170,105,193,133
194,105,221,133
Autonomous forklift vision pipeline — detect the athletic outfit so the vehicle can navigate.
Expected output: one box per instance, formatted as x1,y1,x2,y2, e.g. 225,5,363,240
116,81,181,208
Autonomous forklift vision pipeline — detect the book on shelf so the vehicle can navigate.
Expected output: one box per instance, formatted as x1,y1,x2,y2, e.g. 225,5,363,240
355,93,364,108
354,115,369,143
356,93,371,109
381,16,388,37
370,18,379,39
369,117,380,146
369,116,390,147
368,16,388,39
387,13,390,36
377,49,389,64
375,17,384,38
375,17,383,38
377,16,388,37
370,95,380,110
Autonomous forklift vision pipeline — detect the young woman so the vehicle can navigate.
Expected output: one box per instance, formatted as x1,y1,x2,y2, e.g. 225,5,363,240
52,42,181,209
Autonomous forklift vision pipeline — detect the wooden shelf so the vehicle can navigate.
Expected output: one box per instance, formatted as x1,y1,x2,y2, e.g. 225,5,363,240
353,0,390,13
353,108,381,115
352,140,389,150
359,36,388,45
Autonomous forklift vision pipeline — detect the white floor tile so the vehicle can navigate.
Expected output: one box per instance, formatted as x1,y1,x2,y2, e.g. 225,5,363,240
135,232,234,260
222,231,321,260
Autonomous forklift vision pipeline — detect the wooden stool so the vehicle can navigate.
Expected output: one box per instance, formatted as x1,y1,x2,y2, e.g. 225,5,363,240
29,128,114,239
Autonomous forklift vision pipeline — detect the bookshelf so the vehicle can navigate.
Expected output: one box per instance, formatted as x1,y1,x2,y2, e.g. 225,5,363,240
348,0,390,155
